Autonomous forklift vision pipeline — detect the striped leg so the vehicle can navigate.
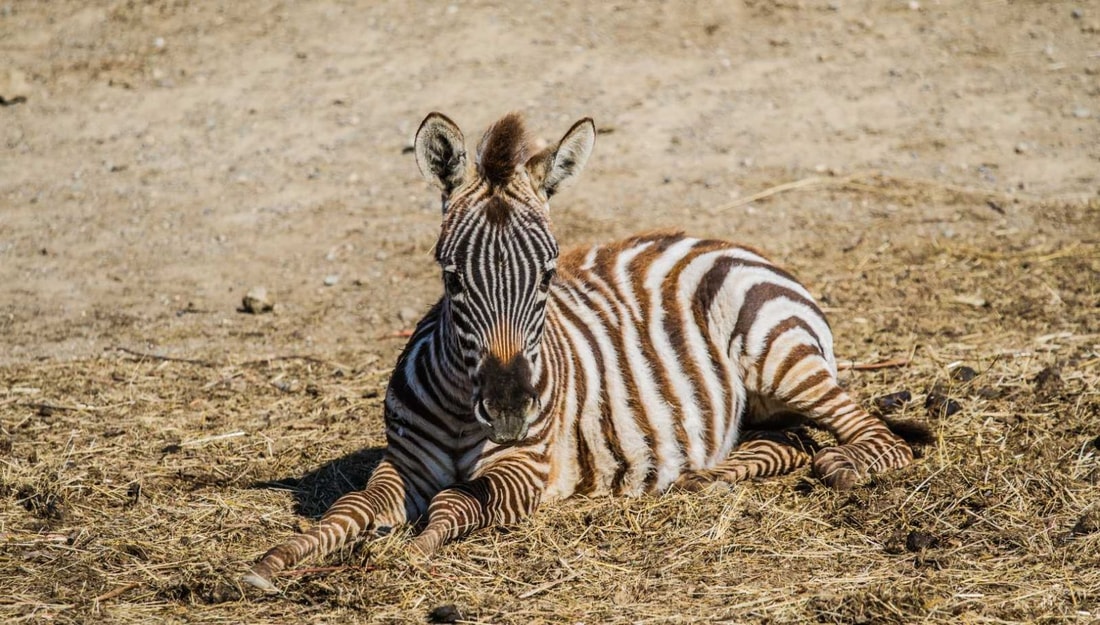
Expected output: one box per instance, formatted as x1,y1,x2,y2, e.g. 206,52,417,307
243,458,411,592
409,461,544,556
768,351,912,490
672,430,817,492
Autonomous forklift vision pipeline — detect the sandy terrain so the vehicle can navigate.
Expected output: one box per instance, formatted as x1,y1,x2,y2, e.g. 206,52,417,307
1,1,1098,623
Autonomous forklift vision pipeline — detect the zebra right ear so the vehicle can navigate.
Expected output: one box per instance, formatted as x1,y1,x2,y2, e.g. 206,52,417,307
415,112,468,195
526,117,595,199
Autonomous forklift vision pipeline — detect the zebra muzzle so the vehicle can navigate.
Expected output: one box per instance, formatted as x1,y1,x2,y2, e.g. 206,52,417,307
476,353,538,443
479,398,533,444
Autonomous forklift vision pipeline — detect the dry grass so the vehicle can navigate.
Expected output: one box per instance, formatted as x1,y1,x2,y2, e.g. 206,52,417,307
3,190,1099,624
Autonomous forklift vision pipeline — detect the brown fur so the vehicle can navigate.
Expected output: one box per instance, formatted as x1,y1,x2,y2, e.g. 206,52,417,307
477,112,530,188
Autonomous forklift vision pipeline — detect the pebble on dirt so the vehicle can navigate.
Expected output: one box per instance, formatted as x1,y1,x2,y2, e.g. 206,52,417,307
1032,366,1064,396
905,530,937,552
925,392,962,419
428,604,462,624
0,68,30,105
398,307,419,325
1072,509,1099,535
240,287,274,314
950,365,979,383
873,390,912,414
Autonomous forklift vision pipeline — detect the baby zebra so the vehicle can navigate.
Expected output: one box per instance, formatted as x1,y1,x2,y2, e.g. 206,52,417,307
243,112,916,591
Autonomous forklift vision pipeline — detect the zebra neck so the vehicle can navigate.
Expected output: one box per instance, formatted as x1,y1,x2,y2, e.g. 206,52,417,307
430,306,476,414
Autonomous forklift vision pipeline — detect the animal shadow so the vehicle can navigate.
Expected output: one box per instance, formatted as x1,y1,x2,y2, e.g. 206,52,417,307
251,446,386,519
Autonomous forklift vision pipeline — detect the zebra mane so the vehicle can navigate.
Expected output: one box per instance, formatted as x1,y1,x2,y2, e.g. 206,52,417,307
476,112,530,187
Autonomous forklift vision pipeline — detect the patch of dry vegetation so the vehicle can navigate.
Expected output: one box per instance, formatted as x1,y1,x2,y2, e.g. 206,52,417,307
2,192,1098,624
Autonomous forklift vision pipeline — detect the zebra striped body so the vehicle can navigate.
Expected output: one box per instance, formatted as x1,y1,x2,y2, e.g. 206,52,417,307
243,113,914,591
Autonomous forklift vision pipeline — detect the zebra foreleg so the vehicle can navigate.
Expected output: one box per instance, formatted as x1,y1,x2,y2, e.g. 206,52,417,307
408,461,544,557
243,458,411,592
672,430,817,492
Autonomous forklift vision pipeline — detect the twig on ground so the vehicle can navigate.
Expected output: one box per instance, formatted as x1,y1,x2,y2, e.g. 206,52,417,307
114,347,339,370
237,355,339,369
712,169,1044,214
92,582,139,603
714,173,862,212
113,347,218,367
837,357,911,371
517,572,579,599
181,431,246,447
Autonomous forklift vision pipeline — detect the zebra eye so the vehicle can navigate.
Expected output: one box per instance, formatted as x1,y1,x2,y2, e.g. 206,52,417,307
443,270,464,297
539,269,556,293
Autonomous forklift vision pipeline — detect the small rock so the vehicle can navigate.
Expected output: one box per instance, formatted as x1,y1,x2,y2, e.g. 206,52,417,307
398,307,419,325
905,530,937,552
428,604,462,624
1032,366,1063,396
206,581,242,604
241,287,274,314
1014,142,1029,154
874,390,912,415
1072,509,1099,535
1073,107,1091,119
323,274,340,287
975,386,1000,400
950,365,979,383
0,68,30,105
925,393,961,419
1072,8,1084,19
950,294,987,308
153,36,166,49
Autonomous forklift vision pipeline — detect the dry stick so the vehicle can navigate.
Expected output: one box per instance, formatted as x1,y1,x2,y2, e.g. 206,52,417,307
238,355,337,368
713,169,1028,214
837,357,911,371
517,572,580,600
114,347,336,370
92,582,139,603
181,431,246,447
714,173,862,212
114,347,218,367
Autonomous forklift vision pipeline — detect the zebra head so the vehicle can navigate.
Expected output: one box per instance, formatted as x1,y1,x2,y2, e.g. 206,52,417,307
414,112,595,444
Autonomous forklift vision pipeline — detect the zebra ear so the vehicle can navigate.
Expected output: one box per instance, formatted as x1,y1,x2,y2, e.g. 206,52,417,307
415,112,468,195
527,118,595,199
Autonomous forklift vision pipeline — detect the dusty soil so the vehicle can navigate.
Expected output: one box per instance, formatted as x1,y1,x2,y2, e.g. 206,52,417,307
1,1,1098,623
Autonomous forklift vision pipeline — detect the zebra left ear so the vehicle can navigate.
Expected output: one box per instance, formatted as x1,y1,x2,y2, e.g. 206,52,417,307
527,118,595,199
415,112,468,195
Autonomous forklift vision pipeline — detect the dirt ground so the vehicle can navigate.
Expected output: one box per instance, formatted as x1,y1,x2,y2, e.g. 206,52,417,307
1,0,1098,623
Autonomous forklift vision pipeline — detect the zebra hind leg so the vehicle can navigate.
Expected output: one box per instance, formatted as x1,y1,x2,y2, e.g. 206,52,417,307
672,430,818,492
765,351,915,490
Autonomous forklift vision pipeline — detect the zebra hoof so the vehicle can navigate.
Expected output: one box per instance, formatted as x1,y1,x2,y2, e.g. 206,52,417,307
242,569,280,593
671,471,712,492
812,448,863,491
671,471,732,493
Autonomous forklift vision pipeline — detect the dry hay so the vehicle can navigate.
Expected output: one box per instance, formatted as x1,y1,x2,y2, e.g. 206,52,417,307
2,190,1098,624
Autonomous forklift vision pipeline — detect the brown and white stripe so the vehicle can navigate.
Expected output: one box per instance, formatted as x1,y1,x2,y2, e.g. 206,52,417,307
243,112,917,591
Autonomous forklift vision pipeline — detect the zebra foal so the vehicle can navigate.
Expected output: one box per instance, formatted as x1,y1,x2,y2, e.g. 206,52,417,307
243,112,917,591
